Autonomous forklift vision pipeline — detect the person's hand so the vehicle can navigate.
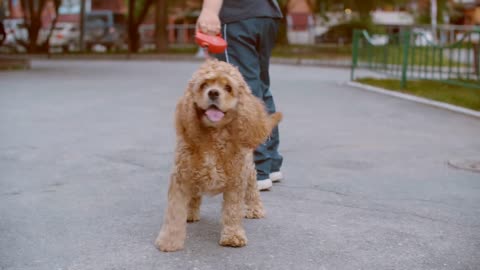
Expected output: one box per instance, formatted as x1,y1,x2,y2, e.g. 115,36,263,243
196,9,221,36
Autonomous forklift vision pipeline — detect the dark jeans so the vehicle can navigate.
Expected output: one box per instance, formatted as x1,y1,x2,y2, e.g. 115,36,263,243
215,17,283,181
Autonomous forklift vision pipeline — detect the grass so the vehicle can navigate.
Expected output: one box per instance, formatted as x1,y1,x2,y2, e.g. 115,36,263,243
0,43,351,61
144,43,354,60
358,45,468,67
0,65,29,71
138,46,198,54
356,78,480,111
272,44,351,60
0,57,30,71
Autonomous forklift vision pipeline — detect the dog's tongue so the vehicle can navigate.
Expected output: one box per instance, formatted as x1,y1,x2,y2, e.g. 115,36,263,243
205,108,225,122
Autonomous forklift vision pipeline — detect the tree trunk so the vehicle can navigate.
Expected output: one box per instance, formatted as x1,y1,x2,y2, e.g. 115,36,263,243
355,2,373,24
41,0,62,52
128,0,154,53
274,0,288,45
20,0,47,53
155,0,168,52
128,0,136,53
130,29,140,52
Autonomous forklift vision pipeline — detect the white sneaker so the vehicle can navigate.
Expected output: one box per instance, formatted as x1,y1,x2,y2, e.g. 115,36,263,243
269,171,283,183
257,178,272,191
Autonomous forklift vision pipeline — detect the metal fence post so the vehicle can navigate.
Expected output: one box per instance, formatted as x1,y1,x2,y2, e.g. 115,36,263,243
475,42,479,78
351,30,360,81
400,31,411,89
353,26,478,89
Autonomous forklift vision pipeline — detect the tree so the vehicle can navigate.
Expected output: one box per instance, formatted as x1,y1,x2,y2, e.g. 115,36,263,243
0,0,6,46
42,0,62,51
155,0,190,53
416,0,448,24
127,0,155,52
155,0,167,52
339,0,376,23
276,0,290,45
19,0,62,53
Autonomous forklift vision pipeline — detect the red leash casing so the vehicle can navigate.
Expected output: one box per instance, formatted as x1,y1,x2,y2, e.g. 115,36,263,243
195,31,227,54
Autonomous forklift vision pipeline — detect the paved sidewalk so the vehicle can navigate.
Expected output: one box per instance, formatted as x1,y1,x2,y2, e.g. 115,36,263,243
1,60,479,270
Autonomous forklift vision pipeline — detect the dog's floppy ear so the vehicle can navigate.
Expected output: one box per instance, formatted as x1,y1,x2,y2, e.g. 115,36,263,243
175,87,202,144
235,83,282,149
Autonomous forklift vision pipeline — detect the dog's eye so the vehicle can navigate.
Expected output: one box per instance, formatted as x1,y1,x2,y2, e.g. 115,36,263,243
225,85,232,93
200,82,207,90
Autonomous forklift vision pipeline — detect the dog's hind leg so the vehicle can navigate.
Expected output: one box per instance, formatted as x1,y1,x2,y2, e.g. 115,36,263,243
187,194,202,223
244,168,265,219
219,187,247,247
155,173,189,252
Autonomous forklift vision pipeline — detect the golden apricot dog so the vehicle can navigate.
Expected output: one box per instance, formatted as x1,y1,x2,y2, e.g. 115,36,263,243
154,59,282,252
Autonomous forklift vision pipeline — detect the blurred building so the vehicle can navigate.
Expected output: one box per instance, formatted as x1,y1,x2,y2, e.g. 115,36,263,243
6,0,22,18
4,0,127,24
455,0,480,24
286,0,315,44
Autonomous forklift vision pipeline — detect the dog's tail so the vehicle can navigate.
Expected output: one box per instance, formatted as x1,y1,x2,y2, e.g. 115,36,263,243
242,111,282,149
268,112,283,131
237,94,283,149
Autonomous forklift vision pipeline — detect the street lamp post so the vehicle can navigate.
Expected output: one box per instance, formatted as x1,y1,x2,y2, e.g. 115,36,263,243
79,0,85,52
431,0,437,38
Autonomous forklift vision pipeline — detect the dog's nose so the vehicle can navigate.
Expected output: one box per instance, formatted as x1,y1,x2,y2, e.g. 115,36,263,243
208,89,220,100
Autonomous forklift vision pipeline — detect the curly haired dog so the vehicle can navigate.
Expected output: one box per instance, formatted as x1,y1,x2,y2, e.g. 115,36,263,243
154,59,282,252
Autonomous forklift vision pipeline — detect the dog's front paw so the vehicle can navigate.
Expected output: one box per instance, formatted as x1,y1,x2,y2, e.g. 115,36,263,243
187,211,200,223
245,205,265,219
154,233,184,252
219,229,247,247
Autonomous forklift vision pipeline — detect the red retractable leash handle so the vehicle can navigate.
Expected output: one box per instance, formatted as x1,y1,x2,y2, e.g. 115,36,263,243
195,31,227,57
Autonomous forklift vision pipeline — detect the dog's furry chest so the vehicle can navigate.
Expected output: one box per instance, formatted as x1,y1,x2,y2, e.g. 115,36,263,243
186,144,253,196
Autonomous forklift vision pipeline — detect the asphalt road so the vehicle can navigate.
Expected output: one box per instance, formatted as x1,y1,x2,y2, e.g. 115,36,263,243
1,60,479,270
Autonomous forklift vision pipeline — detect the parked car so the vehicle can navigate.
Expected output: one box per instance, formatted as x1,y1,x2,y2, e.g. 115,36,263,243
2,19,28,52
0,26,16,51
84,11,127,51
48,22,80,52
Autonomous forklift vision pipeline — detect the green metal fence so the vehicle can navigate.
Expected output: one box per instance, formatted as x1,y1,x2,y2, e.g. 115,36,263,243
351,28,480,89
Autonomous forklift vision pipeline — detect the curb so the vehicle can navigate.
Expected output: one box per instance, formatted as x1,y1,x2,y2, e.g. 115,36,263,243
346,81,480,119
271,57,351,68
27,54,203,62
23,54,351,68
